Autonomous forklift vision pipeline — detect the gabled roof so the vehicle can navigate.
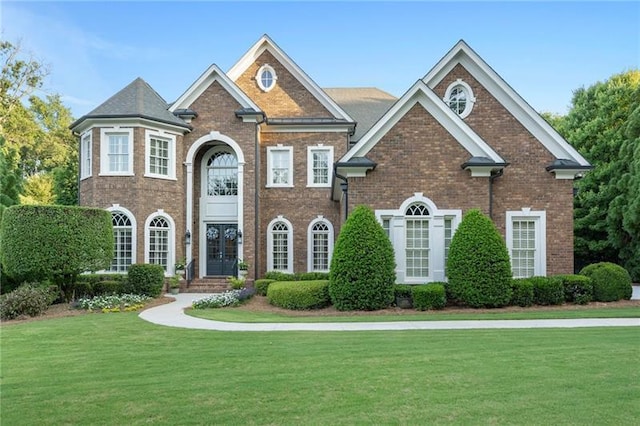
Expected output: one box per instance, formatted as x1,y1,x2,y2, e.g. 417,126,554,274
423,40,590,167
169,64,261,113
340,80,505,165
324,88,397,141
71,78,190,130
227,34,353,122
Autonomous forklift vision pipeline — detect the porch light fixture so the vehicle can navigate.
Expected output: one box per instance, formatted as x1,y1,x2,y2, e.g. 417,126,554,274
237,229,243,244
185,230,191,245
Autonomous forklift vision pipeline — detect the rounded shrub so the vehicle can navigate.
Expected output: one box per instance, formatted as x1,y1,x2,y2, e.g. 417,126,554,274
510,279,534,307
124,264,165,297
267,280,331,310
556,274,593,305
580,262,633,302
255,279,276,296
0,284,55,320
412,284,446,311
529,276,564,306
446,209,512,308
93,280,123,296
329,205,396,311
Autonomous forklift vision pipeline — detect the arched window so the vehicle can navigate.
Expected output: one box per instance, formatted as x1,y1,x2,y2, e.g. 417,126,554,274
405,203,430,279
145,212,175,274
206,150,238,196
267,217,293,273
308,218,334,272
109,211,133,272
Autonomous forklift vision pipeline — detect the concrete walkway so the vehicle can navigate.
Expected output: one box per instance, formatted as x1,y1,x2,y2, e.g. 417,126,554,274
139,291,640,332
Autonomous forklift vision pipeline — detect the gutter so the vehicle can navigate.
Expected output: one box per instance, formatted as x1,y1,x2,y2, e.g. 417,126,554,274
489,169,504,219
333,163,349,221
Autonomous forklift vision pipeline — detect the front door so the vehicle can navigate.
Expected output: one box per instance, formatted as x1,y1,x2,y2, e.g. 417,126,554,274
206,223,238,276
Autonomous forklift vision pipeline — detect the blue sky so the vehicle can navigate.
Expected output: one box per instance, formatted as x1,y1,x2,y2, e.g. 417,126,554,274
3,1,639,119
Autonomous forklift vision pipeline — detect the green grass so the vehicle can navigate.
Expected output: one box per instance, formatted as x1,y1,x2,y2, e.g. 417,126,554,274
1,313,639,425
186,305,640,323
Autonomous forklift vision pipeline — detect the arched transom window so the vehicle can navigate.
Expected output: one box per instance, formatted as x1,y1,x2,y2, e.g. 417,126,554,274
271,221,289,271
110,211,132,272
310,221,332,272
405,203,430,279
149,217,170,271
206,150,238,196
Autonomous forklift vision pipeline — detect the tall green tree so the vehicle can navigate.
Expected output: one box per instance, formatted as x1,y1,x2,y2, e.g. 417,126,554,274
0,136,22,218
559,70,640,280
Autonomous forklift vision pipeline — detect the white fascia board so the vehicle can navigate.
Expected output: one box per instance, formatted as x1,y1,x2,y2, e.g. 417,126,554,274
341,80,503,164
170,64,260,112
72,117,188,135
227,35,354,122
260,123,354,133
424,41,590,167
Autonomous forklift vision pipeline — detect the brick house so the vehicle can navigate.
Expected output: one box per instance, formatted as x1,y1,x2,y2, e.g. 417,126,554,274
70,35,590,285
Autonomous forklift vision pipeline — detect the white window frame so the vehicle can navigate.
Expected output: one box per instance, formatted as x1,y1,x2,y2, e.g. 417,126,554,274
267,216,293,273
307,145,333,188
307,216,334,272
443,79,476,119
267,145,293,188
106,205,137,273
144,210,175,277
145,130,176,180
256,64,277,92
506,209,547,278
80,131,92,180
100,127,134,176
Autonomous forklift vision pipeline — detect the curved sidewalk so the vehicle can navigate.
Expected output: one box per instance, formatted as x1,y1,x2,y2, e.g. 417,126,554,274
139,293,640,332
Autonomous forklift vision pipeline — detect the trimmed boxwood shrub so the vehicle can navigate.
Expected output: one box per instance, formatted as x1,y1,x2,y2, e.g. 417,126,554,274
264,271,330,281
329,205,396,311
529,276,564,306
264,271,296,281
580,262,632,302
511,279,534,307
394,284,413,298
556,274,593,305
73,281,93,299
124,264,165,297
447,209,512,308
255,279,276,296
267,280,331,310
412,284,446,311
0,283,55,320
93,280,122,296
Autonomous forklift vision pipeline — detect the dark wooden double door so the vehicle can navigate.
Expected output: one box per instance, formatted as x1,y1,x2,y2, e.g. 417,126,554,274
205,223,238,276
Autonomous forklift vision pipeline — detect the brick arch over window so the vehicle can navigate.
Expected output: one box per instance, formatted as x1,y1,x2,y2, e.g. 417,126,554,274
106,205,137,273
144,210,176,276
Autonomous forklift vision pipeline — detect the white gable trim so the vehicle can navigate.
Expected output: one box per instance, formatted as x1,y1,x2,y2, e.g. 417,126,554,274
341,80,504,164
423,40,590,167
169,64,261,112
227,35,353,122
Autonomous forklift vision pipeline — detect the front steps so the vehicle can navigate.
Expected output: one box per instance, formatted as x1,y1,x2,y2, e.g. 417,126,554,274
181,277,231,293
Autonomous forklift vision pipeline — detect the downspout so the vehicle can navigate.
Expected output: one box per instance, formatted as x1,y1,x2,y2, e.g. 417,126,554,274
334,163,348,221
489,169,504,219
254,114,266,280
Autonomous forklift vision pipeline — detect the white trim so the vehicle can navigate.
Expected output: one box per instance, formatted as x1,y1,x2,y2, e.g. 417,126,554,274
227,35,353,122
144,129,177,180
307,216,334,272
144,209,176,277
267,216,294,273
307,145,333,188
99,127,134,176
106,204,137,272
267,145,293,188
423,40,590,168
443,79,476,119
72,117,189,136
256,64,277,92
80,131,92,180
506,209,547,278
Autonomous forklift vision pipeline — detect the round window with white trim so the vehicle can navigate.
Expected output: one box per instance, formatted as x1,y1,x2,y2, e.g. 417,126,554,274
256,64,277,92
443,79,475,118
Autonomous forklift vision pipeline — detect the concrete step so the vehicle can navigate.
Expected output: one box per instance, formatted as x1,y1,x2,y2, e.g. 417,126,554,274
182,277,231,293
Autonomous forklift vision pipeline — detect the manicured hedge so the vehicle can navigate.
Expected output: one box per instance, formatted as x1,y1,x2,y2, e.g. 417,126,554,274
267,280,331,310
412,284,446,311
329,205,396,311
264,271,330,281
124,264,165,297
511,279,534,307
393,284,413,298
76,274,127,296
556,274,593,305
255,279,276,296
580,262,632,302
447,209,512,308
529,276,565,306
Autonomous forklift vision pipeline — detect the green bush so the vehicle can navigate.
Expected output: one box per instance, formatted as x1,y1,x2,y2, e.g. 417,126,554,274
73,281,93,299
267,280,331,310
264,271,296,281
329,205,396,311
510,279,534,307
255,279,276,296
264,271,330,281
124,264,165,297
0,283,55,320
93,280,123,296
412,284,446,311
527,276,565,306
556,274,593,305
446,209,512,308
394,284,413,298
580,262,632,302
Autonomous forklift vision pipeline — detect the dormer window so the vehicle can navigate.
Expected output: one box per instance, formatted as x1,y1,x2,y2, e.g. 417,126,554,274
444,79,476,119
256,64,277,92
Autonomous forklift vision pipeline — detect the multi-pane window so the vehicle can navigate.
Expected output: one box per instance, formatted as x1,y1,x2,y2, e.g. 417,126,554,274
311,222,330,271
272,222,289,271
405,204,430,279
444,80,475,119
382,218,391,238
511,219,536,278
80,132,92,179
149,136,169,176
108,133,130,172
307,146,332,187
207,151,238,196
109,212,132,273
256,64,277,92
448,86,467,115
149,217,169,271
444,217,453,275
268,147,293,187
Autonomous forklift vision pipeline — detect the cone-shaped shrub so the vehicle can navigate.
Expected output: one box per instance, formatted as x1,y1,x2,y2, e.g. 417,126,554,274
447,209,512,308
329,205,396,310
